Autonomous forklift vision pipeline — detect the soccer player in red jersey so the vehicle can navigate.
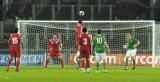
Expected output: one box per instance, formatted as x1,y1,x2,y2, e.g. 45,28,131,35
75,20,84,69
79,27,91,73
7,28,23,72
75,20,84,50
45,35,64,69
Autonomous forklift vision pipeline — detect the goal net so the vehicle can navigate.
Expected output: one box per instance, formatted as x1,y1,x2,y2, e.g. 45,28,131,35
18,20,159,67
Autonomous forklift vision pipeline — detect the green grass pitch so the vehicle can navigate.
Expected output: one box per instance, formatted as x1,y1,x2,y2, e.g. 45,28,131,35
0,65,160,82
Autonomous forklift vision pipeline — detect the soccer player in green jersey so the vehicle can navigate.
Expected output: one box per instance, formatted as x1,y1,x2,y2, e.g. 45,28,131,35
92,29,110,73
123,33,140,70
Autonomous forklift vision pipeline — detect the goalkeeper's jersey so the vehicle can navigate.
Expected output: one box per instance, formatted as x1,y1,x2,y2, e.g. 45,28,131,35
93,34,107,53
126,37,138,49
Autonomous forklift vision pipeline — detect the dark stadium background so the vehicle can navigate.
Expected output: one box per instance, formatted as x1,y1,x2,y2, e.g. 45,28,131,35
0,0,159,65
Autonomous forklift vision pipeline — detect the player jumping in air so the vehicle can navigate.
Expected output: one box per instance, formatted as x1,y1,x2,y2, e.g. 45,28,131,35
79,27,91,73
7,28,24,72
75,20,84,69
45,35,64,69
123,33,140,70
92,29,110,73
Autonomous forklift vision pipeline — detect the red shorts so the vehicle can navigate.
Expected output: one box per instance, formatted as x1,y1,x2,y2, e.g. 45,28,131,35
80,47,90,58
10,46,20,58
48,51,61,57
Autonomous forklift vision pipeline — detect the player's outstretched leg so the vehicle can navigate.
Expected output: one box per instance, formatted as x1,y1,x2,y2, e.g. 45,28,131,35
96,61,99,73
131,56,136,70
45,56,51,68
6,51,14,72
86,58,90,73
58,56,64,69
124,56,129,70
76,51,81,69
6,58,13,72
103,59,108,73
76,57,81,69
95,53,100,73
15,58,20,72
81,58,85,73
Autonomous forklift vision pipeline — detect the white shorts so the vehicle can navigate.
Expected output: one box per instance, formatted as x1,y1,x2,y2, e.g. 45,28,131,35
126,49,137,57
95,52,107,62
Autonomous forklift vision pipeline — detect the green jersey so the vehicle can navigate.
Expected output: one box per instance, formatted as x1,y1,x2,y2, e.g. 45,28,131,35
93,34,107,53
126,37,138,49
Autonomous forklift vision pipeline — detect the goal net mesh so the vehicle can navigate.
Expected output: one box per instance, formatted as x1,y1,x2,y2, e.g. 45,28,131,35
18,21,158,67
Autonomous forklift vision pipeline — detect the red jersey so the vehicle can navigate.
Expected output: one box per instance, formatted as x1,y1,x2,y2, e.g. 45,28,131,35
79,33,91,49
75,23,84,48
48,39,62,52
8,33,22,47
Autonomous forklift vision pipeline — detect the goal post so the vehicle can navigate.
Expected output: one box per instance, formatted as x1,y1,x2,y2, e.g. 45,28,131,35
17,20,158,67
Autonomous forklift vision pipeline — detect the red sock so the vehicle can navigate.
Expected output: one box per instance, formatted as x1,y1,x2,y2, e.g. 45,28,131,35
59,59,64,68
86,58,90,68
16,60,20,70
81,60,85,68
7,59,13,67
45,59,49,68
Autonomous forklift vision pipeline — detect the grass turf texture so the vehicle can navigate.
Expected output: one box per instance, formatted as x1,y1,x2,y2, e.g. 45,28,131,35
0,65,160,82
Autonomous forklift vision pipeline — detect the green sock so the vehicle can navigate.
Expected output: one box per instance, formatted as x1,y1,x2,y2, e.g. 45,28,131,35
103,60,106,70
132,58,135,68
76,58,81,68
125,57,129,68
96,62,99,71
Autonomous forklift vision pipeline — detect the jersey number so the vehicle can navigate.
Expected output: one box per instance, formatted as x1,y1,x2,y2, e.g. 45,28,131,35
83,38,88,45
12,37,18,44
97,38,103,44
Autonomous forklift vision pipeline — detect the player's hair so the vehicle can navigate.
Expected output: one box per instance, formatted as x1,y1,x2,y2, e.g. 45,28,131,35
78,20,82,24
127,32,133,36
14,28,18,33
97,29,101,34
82,27,87,33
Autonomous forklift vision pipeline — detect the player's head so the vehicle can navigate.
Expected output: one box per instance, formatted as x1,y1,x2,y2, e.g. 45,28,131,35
97,29,101,34
14,28,18,33
127,33,132,39
82,27,87,33
53,35,58,39
78,20,82,24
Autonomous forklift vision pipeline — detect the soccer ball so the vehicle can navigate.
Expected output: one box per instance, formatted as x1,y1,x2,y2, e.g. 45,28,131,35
79,10,85,16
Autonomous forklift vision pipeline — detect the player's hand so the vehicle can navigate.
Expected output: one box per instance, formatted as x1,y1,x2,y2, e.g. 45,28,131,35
123,45,127,49
133,45,137,48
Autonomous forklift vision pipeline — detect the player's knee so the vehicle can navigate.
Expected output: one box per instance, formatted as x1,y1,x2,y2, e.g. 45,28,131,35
58,56,62,59
131,56,135,60
126,56,129,59
95,59,99,63
17,58,20,60
103,59,106,62
76,57,80,61
81,58,85,60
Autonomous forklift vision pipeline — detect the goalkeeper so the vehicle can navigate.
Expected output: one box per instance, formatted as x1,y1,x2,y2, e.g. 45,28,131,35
92,29,110,73
123,33,140,70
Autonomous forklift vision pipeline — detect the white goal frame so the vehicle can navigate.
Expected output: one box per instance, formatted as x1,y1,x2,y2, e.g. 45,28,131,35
17,20,156,67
